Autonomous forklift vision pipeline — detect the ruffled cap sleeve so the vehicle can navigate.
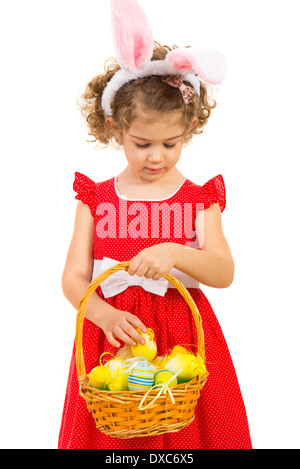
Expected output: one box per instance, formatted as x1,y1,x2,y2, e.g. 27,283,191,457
73,172,96,217
198,174,226,212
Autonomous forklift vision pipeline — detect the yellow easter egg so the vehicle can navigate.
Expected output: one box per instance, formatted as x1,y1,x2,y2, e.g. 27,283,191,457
131,328,157,362
154,369,177,387
88,365,111,389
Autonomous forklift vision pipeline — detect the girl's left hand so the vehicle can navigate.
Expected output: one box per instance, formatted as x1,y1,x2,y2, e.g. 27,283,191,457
128,242,178,280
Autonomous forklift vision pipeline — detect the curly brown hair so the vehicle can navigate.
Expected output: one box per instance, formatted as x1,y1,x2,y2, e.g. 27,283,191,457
79,42,217,148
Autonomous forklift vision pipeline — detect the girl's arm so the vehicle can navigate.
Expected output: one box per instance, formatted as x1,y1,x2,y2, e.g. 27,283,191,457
61,201,147,347
172,203,234,288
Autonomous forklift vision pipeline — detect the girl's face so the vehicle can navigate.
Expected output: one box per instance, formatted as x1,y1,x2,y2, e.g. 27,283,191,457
107,106,196,182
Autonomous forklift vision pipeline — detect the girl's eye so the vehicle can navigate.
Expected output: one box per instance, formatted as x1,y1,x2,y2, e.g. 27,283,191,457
135,143,176,149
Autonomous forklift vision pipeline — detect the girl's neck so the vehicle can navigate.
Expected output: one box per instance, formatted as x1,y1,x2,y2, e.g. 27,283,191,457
116,166,186,200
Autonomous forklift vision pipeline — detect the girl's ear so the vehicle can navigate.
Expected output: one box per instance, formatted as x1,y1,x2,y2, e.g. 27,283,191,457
190,116,198,130
183,117,198,144
105,116,123,143
111,0,154,71
105,116,115,131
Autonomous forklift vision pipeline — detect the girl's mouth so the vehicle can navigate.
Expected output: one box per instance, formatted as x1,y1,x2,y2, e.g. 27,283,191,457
146,167,164,173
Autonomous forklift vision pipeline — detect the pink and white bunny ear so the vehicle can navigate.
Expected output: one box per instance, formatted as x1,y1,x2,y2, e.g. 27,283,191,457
111,0,154,71
168,48,227,85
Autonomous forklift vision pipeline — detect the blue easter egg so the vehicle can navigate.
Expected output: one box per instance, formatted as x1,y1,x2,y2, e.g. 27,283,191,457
128,361,154,391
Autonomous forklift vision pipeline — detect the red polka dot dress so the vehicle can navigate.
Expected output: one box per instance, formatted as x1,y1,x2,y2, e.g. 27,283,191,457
58,172,252,449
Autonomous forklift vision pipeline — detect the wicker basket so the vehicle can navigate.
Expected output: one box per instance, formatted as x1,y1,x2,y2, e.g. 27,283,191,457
75,261,208,439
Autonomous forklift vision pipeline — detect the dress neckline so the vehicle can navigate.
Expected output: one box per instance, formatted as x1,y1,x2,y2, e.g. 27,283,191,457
114,176,188,201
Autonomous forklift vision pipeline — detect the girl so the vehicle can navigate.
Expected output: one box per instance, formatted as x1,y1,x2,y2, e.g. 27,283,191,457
58,0,252,450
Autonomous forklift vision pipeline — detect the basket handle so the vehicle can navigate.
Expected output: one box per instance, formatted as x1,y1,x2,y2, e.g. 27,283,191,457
75,261,206,384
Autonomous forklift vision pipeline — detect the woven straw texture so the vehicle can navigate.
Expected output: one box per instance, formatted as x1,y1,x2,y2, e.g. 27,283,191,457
75,261,208,438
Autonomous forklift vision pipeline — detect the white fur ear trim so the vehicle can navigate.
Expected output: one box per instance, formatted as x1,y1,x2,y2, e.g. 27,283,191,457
111,0,154,71
168,48,227,84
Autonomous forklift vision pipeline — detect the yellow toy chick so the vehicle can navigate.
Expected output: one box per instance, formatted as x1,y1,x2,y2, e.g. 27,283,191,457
164,351,207,384
104,358,128,391
131,328,157,362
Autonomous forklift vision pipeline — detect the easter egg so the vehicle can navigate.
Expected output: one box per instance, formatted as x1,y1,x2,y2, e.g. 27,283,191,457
88,365,111,389
128,361,154,391
154,369,177,387
131,328,157,362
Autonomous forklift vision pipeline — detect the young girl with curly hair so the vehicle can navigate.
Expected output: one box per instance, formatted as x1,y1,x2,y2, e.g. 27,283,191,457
58,0,252,450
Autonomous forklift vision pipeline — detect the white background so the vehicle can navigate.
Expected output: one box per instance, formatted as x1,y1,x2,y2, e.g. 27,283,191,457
1,0,299,449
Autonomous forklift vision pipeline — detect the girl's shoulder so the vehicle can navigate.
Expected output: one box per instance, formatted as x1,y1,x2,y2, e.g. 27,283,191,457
73,172,114,217
187,174,226,213
73,171,113,189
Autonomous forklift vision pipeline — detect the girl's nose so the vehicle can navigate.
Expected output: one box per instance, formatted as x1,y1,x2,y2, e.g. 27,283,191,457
147,147,163,163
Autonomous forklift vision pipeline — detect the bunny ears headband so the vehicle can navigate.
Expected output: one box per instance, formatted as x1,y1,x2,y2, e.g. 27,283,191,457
101,0,227,117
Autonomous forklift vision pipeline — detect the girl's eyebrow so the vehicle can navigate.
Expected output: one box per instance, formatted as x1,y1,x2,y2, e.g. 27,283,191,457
129,134,184,141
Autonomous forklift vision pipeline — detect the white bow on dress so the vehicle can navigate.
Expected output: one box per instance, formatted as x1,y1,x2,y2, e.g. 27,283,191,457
95,257,168,298
92,257,200,298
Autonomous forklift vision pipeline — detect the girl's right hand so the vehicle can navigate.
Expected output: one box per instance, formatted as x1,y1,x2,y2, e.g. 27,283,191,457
99,308,148,349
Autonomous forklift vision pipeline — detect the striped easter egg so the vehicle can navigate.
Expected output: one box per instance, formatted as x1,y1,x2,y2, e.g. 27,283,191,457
128,361,154,391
